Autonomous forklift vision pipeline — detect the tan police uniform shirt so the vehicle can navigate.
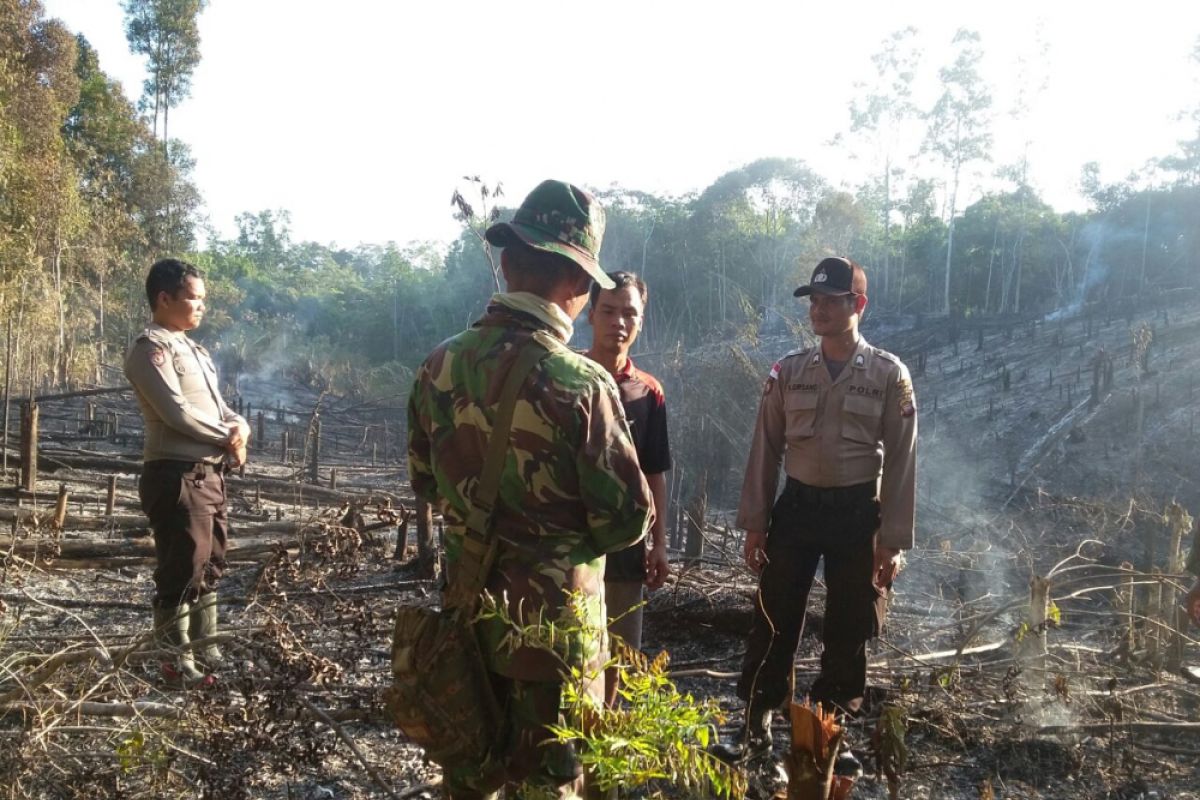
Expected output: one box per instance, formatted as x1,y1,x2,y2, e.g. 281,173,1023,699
737,336,918,549
124,322,245,464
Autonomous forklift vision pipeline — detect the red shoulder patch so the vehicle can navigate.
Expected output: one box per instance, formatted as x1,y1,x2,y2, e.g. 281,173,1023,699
763,361,781,396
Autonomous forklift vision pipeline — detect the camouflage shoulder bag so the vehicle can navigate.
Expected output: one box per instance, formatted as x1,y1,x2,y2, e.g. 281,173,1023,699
385,339,549,791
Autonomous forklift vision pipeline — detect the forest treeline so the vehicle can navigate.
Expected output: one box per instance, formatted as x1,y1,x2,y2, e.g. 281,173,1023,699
3,2,1200,399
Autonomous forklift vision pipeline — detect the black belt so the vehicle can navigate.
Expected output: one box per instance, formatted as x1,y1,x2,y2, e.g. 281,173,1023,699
145,459,226,476
782,478,876,509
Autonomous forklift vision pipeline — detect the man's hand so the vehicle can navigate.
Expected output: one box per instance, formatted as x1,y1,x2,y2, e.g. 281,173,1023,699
1185,580,1200,627
744,530,767,575
225,425,249,468
644,542,670,591
874,545,904,590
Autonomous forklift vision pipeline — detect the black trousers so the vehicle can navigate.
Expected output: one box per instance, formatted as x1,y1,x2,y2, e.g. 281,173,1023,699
139,461,228,609
737,480,887,715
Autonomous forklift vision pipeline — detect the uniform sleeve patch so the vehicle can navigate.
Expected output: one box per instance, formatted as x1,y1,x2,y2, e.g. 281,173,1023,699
898,376,916,417
149,346,166,367
763,361,781,396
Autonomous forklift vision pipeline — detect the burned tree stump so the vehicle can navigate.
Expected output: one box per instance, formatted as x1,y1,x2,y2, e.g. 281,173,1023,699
684,471,707,562
52,483,69,529
308,416,321,484
1165,503,1192,673
414,498,438,580
105,474,117,518
782,702,854,800
19,401,37,492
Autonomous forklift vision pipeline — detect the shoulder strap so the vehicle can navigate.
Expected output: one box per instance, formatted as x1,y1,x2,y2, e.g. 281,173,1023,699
446,337,550,610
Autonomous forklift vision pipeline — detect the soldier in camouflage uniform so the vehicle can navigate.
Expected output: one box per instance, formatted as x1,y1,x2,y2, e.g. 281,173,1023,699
408,180,653,799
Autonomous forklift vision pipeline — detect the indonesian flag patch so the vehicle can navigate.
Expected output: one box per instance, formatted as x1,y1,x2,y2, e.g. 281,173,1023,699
763,361,781,396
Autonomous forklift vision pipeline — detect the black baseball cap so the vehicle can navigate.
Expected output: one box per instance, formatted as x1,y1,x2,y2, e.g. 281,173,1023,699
794,257,868,297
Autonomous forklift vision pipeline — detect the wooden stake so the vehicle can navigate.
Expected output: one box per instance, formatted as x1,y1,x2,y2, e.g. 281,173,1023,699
19,401,38,493
53,483,69,529
105,474,117,517
329,467,338,490
309,417,321,484
394,511,409,562
1028,575,1050,681
2,318,12,476
1148,569,1163,671
1119,561,1137,658
415,498,437,578
684,471,707,562
256,410,264,450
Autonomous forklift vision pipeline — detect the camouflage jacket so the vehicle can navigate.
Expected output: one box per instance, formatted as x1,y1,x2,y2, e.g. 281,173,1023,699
408,293,652,681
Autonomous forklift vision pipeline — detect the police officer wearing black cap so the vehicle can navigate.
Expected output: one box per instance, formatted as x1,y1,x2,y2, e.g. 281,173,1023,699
714,256,918,764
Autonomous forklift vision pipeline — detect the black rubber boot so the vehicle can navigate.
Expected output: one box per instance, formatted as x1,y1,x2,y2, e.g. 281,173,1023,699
710,706,773,763
834,745,863,777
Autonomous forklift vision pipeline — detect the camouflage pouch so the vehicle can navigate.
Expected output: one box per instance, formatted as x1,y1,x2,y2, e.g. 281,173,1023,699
386,339,550,791
383,605,505,791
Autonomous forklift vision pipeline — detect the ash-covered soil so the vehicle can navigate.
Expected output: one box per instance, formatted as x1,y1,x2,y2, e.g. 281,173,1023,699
3,295,1200,799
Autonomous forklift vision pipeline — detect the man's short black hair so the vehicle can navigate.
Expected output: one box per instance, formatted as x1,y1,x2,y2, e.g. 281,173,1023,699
500,241,584,294
589,270,648,308
145,258,202,309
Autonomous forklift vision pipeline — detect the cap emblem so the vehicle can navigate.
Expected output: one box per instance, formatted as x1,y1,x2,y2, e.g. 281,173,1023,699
814,270,828,283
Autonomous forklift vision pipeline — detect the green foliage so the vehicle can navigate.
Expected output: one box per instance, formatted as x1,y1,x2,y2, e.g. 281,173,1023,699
115,730,169,774
7,12,1200,398
477,592,746,799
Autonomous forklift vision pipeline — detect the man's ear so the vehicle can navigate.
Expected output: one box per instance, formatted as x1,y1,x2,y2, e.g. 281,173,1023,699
854,294,868,315
499,248,512,284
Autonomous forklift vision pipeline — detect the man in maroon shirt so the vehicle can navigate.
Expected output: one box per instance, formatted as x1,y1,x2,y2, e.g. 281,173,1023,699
586,271,672,707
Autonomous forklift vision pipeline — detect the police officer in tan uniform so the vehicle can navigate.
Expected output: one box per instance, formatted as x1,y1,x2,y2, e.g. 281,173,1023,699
124,258,249,684
715,257,917,763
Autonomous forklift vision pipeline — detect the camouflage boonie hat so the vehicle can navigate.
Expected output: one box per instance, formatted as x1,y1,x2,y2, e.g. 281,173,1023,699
485,180,614,289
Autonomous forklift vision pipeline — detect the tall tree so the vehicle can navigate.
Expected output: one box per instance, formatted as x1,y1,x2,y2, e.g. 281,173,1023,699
122,0,206,148
998,28,1050,313
1160,35,1200,185
64,34,153,380
922,28,993,314
122,0,206,250
0,0,82,385
844,26,921,307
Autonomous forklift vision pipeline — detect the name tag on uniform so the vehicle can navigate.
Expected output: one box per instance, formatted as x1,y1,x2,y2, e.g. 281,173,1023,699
847,384,883,399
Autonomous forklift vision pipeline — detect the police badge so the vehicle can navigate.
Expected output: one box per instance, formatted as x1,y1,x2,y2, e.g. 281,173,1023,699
897,376,916,417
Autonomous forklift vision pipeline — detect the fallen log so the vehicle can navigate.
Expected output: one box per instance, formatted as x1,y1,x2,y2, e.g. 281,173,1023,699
0,698,378,722
0,520,397,564
1038,721,1200,735
225,472,404,504
0,508,144,530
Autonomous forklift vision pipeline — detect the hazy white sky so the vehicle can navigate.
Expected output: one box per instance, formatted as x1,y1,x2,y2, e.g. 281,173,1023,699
40,0,1200,250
